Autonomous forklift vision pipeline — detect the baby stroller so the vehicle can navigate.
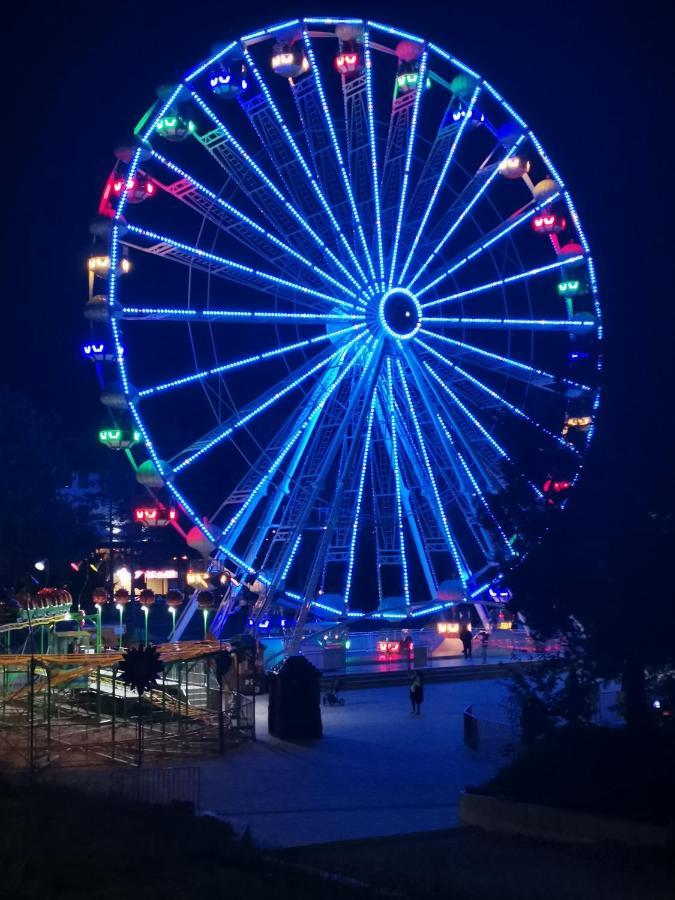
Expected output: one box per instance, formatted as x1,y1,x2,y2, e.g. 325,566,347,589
322,678,345,706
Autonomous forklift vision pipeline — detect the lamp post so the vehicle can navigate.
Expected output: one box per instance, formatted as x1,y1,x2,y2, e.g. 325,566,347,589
138,589,155,646
113,589,130,649
141,605,149,646
92,588,108,653
166,589,183,641
197,590,214,640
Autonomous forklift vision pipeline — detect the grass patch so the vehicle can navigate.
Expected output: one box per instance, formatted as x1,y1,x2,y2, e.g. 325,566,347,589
0,777,365,900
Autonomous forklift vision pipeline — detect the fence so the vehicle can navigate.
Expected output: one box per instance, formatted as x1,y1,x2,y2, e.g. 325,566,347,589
8,765,201,809
0,654,255,771
464,703,521,760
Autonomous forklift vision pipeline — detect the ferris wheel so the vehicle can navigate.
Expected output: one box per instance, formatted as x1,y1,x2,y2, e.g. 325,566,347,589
89,16,601,631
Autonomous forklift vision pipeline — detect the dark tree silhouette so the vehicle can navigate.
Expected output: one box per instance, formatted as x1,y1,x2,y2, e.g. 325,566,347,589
0,387,90,589
506,427,675,729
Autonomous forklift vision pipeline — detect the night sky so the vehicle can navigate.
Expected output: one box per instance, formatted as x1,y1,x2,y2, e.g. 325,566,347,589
6,1,672,486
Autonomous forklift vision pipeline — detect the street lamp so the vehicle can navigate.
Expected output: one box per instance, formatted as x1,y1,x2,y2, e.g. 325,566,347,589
138,589,155,645
197,590,214,641
166,589,183,640
114,588,130,649
92,588,108,653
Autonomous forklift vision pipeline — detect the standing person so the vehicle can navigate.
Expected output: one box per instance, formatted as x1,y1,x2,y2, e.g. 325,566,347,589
460,626,473,659
402,634,413,671
409,671,424,715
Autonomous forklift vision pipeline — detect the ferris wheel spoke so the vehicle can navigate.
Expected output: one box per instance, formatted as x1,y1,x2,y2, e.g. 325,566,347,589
421,316,596,333
252,339,381,608
386,358,412,608
435,413,515,558
189,91,366,296
342,381,378,611
420,256,583,311
219,340,372,551
118,308,363,323
362,30,386,287
171,332,367,473
300,28,377,284
122,223,355,311
136,325,364,399
414,191,562,298
395,358,469,584
218,340,374,583
242,48,370,286
406,135,527,290
418,327,591,393
403,351,504,566
397,82,481,287
388,48,428,287
150,149,359,302
421,359,544,501
416,338,580,460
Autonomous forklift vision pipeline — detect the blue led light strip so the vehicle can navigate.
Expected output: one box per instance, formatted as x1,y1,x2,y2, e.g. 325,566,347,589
174,333,366,473
242,48,370,287
420,327,590,391
367,20,423,44
421,317,595,332
364,30,386,288
120,308,362,322
185,41,238,83
407,136,526,290
436,413,514,556
417,339,577,462
387,358,411,608
303,27,377,284
397,82,481,286
280,534,303,583
151,150,358,304
343,382,378,611
415,192,562,298
220,342,370,545
241,19,301,42
421,255,583,310
420,358,510,460
137,325,363,398
190,91,364,295
389,48,428,288
563,189,603,340
124,224,343,307
395,358,468,584
427,42,480,79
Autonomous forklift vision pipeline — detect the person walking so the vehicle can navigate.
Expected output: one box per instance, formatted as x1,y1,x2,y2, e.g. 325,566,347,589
460,626,473,659
409,671,424,715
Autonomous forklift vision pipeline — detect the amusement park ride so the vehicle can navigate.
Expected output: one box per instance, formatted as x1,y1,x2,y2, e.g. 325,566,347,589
84,16,601,652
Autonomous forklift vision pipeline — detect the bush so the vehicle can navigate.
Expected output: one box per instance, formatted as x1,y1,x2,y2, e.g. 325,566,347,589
472,726,675,825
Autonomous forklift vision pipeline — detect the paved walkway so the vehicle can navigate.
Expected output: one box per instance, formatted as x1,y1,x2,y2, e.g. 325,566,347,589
200,677,509,847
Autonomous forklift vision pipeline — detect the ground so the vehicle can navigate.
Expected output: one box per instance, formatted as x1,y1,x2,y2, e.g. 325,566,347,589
280,828,675,900
200,676,510,846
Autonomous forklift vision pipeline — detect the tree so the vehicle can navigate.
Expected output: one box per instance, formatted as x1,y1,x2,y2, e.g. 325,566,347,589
506,426,675,730
0,387,90,590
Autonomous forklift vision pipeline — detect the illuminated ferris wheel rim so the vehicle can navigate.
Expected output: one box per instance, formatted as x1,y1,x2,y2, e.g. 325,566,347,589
104,16,601,623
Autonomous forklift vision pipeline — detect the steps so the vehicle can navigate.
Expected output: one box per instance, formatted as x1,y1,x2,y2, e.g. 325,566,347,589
319,660,529,692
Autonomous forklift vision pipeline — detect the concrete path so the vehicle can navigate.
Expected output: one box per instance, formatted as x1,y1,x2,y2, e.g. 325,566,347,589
199,677,509,847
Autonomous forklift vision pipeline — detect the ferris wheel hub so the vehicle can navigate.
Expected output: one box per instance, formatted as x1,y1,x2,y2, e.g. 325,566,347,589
377,288,422,341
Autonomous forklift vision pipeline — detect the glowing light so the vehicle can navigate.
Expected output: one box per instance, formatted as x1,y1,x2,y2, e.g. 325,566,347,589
395,359,467,583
